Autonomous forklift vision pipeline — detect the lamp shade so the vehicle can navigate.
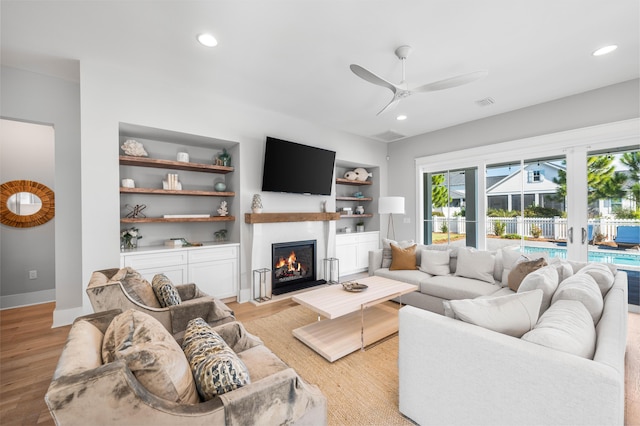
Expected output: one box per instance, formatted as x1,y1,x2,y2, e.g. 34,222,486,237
378,196,405,214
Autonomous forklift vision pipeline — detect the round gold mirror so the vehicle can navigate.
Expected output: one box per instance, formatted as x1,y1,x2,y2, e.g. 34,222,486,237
1,180,55,228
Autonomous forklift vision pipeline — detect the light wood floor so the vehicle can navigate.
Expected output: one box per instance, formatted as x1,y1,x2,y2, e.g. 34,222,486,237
1,301,639,425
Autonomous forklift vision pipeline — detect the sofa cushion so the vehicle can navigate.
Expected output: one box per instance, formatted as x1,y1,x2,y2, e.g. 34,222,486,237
522,299,596,359
382,238,414,268
576,263,615,296
551,274,603,324
112,267,161,308
419,249,451,276
517,265,559,316
508,258,548,291
102,309,199,404
420,275,501,300
389,244,418,271
443,289,543,337
374,269,431,287
152,274,182,307
454,248,495,284
182,318,250,401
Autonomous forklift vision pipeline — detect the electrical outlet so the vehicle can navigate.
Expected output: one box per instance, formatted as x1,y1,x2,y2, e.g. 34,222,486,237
29,270,37,280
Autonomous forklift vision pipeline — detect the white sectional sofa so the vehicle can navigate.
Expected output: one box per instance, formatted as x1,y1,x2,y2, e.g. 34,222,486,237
368,242,629,425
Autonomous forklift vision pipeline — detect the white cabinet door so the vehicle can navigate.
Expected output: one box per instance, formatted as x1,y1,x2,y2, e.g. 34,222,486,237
137,266,188,285
336,234,359,276
188,258,238,299
357,239,380,270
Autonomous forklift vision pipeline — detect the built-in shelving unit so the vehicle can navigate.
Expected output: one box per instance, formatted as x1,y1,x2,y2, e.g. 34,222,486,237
119,155,236,224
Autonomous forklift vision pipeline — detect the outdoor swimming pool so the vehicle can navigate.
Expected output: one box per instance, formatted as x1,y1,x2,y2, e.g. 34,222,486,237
522,246,640,268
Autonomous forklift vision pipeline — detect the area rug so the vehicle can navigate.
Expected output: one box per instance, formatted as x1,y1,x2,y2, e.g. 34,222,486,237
243,305,414,426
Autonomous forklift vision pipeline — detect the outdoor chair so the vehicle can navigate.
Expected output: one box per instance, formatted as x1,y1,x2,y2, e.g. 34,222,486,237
614,226,640,248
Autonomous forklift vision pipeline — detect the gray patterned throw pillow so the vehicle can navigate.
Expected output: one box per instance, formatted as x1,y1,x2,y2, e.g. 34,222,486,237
151,274,182,307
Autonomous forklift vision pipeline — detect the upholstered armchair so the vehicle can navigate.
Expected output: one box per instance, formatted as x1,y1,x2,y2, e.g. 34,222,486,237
86,267,235,336
45,309,327,425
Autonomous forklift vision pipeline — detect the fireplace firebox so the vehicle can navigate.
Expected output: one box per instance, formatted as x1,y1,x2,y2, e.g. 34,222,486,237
271,240,325,295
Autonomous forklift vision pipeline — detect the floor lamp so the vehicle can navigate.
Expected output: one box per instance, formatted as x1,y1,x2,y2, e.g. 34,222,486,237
378,196,405,240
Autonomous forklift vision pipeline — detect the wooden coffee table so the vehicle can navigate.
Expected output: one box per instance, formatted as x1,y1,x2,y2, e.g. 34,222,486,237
291,276,417,362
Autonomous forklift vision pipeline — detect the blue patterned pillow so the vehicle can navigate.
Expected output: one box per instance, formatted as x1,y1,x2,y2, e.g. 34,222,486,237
182,318,250,400
151,274,182,307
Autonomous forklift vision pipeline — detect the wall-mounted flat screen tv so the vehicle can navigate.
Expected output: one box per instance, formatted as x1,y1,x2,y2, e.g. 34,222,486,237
261,137,336,196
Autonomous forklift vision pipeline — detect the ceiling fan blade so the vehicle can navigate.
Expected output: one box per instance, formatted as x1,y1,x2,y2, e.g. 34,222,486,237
376,98,400,116
350,64,399,93
412,70,488,93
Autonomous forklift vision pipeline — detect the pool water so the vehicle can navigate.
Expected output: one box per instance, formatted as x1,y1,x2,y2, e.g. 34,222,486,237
522,246,640,268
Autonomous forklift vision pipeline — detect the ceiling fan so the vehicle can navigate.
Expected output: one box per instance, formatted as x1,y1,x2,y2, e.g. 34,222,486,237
350,45,488,116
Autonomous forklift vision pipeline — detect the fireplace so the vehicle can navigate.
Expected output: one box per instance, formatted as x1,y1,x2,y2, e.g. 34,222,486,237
271,240,325,295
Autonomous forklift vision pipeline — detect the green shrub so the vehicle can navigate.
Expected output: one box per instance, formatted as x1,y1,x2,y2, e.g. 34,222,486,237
441,223,449,233
432,211,445,217
493,221,505,236
613,208,640,219
504,233,521,239
531,224,542,238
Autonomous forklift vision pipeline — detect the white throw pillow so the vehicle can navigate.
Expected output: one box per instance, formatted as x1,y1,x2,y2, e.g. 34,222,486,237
442,289,543,338
551,273,603,324
381,238,414,268
576,263,615,296
517,265,559,316
548,258,574,283
419,249,451,276
522,299,596,359
454,248,496,284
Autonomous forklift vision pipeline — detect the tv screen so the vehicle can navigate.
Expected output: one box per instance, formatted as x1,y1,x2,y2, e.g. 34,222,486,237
261,137,336,195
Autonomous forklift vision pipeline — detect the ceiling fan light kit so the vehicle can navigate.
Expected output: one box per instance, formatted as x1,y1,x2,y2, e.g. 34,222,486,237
351,45,488,115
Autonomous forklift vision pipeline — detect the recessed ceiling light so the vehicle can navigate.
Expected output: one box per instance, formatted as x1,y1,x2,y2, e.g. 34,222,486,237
396,115,407,121
197,33,218,47
592,45,617,56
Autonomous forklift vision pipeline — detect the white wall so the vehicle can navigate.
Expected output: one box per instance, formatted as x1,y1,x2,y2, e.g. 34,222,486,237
1,66,82,320
0,120,55,306
80,60,388,317
386,79,640,242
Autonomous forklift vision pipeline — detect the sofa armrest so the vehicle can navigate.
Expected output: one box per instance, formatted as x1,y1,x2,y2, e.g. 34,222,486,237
169,296,235,335
175,282,198,300
219,368,327,426
399,305,624,426
368,249,383,275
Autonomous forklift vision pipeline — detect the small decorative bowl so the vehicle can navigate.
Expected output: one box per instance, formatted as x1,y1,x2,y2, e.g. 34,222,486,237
342,281,368,292
214,182,227,192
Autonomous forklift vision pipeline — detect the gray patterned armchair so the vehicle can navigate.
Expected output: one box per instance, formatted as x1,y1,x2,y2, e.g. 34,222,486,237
45,309,327,425
87,267,234,336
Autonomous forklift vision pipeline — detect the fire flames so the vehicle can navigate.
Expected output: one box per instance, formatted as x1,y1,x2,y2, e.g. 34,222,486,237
275,251,301,272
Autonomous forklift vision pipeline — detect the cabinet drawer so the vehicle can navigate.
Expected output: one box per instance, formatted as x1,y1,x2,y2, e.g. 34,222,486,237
358,232,380,244
122,251,188,269
336,234,358,245
189,245,238,263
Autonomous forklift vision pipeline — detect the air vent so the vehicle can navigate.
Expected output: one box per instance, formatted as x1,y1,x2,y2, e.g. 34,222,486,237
475,97,495,107
372,130,407,142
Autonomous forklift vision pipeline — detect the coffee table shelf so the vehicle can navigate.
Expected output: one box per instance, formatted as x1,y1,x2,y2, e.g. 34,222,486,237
291,276,417,362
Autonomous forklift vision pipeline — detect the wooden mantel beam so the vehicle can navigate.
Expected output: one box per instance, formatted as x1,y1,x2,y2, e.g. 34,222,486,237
244,212,341,224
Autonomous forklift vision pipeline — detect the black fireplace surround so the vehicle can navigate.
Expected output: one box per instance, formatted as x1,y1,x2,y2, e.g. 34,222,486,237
271,240,326,295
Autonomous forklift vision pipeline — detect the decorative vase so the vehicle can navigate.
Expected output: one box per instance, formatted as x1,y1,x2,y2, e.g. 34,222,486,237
251,194,263,213
355,205,365,215
357,225,365,232
214,182,227,192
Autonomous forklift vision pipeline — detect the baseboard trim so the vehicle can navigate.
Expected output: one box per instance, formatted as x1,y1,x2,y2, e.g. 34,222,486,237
52,306,86,328
0,289,55,310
